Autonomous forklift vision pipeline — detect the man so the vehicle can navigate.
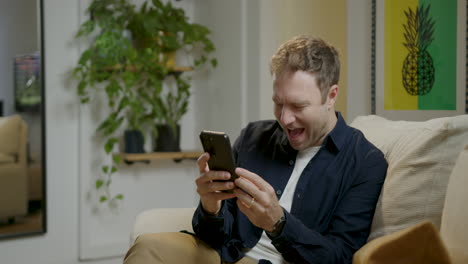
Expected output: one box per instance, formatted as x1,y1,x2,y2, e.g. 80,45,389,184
124,35,387,264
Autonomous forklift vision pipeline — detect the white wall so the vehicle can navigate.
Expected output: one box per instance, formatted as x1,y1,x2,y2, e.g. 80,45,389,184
0,1,373,263
347,0,373,122
193,0,245,140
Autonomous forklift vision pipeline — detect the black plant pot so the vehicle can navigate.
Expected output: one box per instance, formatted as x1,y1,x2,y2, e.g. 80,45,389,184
154,124,180,152
124,129,145,153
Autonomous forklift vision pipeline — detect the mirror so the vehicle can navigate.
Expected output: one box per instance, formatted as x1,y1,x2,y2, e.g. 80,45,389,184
0,0,46,239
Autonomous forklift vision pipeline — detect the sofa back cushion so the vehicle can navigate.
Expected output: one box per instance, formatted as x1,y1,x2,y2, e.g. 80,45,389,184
440,145,468,264
131,207,195,245
0,153,15,163
350,115,468,241
0,115,22,156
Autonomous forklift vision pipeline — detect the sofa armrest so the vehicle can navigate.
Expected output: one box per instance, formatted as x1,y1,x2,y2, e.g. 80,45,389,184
440,145,468,264
353,221,451,264
130,207,195,245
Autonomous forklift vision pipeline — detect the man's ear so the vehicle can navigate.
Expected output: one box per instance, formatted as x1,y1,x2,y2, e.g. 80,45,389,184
327,84,339,107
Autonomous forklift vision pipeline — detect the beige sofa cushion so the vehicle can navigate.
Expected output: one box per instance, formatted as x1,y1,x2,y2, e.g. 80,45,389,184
0,153,15,163
131,207,195,245
350,115,468,241
440,145,468,264
0,115,22,155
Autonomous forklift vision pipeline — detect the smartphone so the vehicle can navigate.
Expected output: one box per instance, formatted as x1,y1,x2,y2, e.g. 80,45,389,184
199,130,239,182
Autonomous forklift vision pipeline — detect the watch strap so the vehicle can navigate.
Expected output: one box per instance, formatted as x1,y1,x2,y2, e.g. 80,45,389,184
266,214,286,238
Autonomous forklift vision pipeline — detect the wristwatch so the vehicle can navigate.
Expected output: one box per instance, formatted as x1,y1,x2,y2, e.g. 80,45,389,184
266,215,286,238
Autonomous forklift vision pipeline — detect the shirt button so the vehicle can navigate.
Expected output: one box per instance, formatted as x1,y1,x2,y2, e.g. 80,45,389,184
297,193,301,199
276,189,282,195
289,160,294,166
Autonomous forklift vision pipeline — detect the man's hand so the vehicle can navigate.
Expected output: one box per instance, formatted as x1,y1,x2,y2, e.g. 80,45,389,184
233,168,284,232
195,153,237,215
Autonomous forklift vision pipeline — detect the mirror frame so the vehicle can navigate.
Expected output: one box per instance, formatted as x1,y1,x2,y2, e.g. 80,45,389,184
0,0,46,240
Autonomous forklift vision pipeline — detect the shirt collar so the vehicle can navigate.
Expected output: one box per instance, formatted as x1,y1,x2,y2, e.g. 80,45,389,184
322,111,349,153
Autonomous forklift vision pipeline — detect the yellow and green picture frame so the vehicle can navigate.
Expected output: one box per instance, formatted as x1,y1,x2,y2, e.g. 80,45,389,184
371,0,468,119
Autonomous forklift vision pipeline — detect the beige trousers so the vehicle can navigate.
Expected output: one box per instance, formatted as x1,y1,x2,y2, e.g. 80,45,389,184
124,232,256,264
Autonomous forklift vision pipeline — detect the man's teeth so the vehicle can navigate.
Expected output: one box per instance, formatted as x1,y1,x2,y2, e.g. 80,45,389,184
289,128,303,136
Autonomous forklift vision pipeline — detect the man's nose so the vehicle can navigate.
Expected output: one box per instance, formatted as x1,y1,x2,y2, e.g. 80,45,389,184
280,107,295,125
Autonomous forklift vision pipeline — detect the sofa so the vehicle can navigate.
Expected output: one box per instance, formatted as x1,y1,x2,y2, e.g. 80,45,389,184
129,114,468,263
0,114,29,220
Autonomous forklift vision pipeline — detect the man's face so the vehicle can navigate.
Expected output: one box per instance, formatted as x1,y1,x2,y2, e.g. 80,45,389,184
272,70,336,151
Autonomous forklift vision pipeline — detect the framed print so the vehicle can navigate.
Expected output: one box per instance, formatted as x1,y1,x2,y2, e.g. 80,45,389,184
371,0,468,120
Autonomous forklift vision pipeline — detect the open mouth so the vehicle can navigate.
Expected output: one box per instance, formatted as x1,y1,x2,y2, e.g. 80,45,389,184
287,128,305,141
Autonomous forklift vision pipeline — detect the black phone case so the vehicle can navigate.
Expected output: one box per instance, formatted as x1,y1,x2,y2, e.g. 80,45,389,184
199,130,238,181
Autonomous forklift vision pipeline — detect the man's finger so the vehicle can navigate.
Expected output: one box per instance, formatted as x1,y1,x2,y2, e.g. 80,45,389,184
205,170,232,182
197,152,210,173
197,179,235,194
205,191,237,202
234,177,269,206
234,188,257,209
196,170,231,188
235,167,271,191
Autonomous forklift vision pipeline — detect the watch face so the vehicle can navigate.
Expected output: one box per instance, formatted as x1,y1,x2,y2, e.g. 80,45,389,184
268,216,286,236
276,216,286,229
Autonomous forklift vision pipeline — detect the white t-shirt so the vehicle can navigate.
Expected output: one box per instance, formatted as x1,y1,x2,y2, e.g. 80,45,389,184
245,146,321,263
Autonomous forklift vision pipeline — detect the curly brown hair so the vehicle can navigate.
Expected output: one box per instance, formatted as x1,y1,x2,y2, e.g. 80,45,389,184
270,35,340,103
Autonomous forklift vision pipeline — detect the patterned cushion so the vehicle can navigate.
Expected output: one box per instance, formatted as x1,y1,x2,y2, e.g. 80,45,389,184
350,115,468,241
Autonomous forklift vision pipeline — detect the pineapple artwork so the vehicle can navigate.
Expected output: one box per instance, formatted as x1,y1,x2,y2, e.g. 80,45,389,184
383,0,457,110
401,4,435,96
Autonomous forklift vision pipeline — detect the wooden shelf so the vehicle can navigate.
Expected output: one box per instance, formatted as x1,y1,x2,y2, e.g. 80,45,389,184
116,151,202,163
104,65,193,73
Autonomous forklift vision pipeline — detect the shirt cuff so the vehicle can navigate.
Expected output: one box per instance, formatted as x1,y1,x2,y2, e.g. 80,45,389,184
198,201,226,220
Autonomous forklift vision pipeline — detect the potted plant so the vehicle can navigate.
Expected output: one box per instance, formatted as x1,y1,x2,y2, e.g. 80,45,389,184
73,0,216,203
128,0,217,151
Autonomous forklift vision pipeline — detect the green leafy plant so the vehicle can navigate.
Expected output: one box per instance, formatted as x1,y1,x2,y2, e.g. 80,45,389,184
128,0,217,129
73,0,216,203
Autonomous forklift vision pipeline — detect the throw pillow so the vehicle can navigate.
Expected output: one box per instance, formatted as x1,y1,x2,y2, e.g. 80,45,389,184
0,115,22,155
350,115,468,241
440,145,468,264
353,221,451,264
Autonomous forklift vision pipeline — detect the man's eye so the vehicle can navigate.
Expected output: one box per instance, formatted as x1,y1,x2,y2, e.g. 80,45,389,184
293,105,306,110
274,103,283,108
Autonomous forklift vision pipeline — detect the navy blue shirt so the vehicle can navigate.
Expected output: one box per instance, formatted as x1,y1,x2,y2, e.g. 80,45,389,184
193,113,387,263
